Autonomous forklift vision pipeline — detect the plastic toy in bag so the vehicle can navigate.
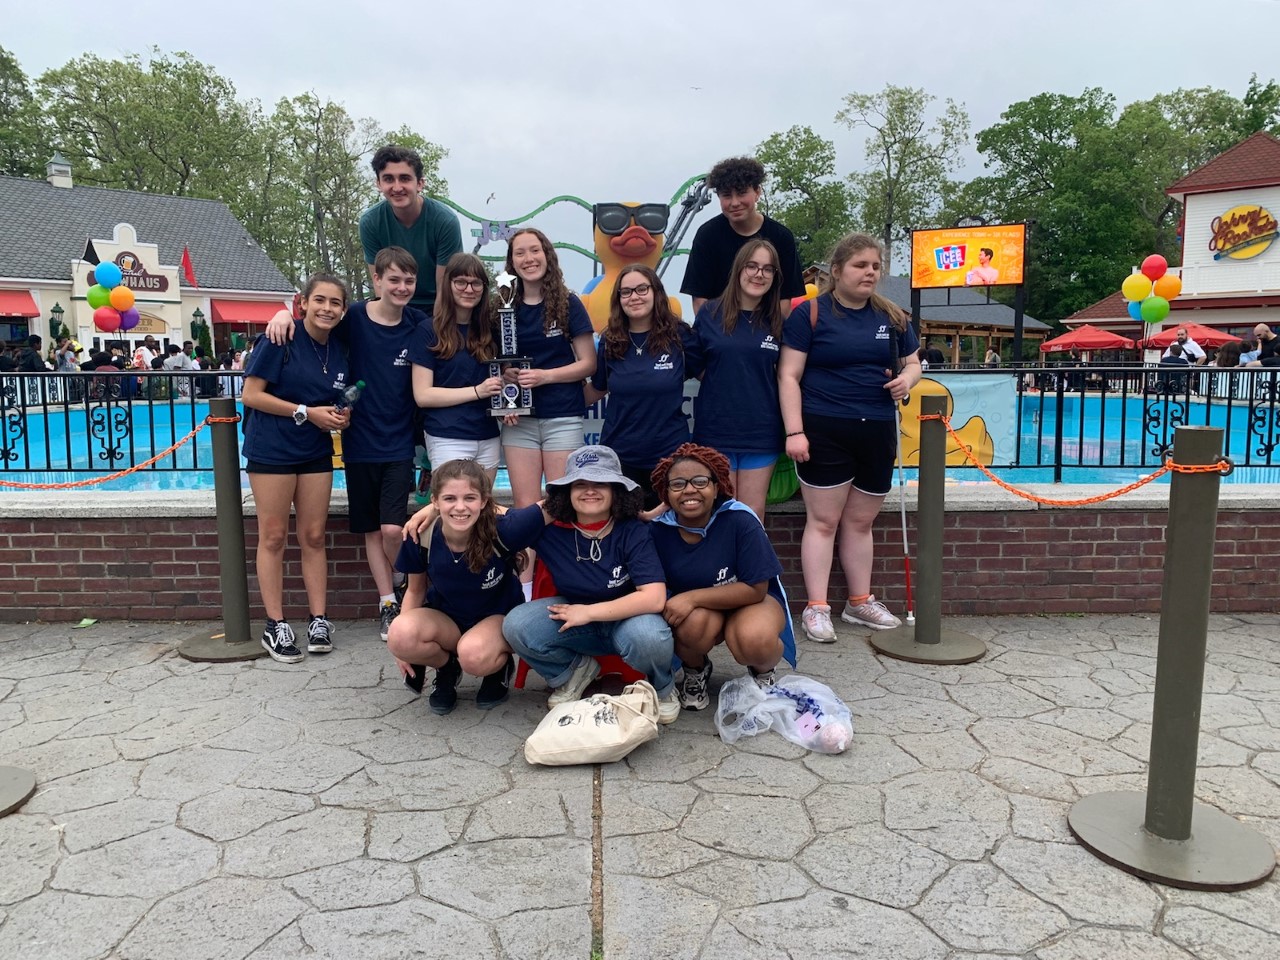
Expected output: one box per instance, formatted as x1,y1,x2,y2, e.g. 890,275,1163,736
714,674,853,754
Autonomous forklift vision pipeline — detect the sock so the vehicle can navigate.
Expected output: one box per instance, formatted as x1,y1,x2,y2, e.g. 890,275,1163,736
805,601,828,609
522,581,533,601
379,594,396,606
848,594,871,605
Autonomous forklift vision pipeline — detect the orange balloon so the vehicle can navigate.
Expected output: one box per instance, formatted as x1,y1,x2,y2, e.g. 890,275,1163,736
1153,274,1181,300
109,285,135,311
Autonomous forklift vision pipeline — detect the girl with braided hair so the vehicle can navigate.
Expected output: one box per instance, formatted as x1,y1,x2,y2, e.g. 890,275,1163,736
649,443,795,711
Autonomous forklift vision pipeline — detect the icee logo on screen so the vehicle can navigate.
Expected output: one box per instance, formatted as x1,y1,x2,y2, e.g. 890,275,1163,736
933,244,968,271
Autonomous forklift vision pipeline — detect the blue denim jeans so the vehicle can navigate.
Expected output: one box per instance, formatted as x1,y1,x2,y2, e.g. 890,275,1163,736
503,597,675,698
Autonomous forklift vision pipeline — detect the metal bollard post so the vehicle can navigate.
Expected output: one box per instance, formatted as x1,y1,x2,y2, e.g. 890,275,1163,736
178,396,263,662
870,395,985,664
1068,426,1274,889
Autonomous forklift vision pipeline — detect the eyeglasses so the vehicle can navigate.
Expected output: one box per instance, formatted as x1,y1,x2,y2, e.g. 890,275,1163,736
667,475,713,492
451,278,484,291
618,283,651,300
743,262,777,277
593,203,671,237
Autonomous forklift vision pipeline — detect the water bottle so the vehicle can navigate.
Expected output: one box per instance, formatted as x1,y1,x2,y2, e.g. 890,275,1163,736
334,379,365,411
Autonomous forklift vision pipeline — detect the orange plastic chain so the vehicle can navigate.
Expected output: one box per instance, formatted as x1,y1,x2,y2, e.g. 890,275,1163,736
916,413,1231,507
0,414,242,490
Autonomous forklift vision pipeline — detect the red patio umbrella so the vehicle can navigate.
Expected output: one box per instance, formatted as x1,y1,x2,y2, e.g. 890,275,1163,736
1142,322,1242,349
1041,324,1136,353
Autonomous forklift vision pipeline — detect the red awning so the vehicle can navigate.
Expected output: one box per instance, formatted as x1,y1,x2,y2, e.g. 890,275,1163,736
209,299,291,327
0,290,39,317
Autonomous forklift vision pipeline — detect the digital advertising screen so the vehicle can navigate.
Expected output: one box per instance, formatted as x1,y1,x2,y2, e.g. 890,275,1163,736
910,223,1027,289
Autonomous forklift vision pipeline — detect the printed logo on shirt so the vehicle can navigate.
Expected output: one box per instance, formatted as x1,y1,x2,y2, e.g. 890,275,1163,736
606,565,631,590
393,348,410,367
760,335,779,352
653,353,674,371
713,566,738,587
331,373,347,390
546,328,564,338
574,450,600,468
481,567,504,590
876,324,890,340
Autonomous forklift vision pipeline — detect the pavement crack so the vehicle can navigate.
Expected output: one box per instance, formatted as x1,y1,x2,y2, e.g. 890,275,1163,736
591,763,604,959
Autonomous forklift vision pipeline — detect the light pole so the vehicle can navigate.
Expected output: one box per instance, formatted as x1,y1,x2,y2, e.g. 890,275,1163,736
49,302,64,340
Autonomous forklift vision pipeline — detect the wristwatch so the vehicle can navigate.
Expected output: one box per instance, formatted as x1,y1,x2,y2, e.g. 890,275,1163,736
293,404,308,426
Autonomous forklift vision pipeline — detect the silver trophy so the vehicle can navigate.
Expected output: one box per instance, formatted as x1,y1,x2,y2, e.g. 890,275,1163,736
489,271,533,416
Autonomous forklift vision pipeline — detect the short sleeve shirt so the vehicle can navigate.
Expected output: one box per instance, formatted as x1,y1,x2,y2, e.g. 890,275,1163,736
680,214,806,302
409,324,500,441
531,519,665,605
359,198,463,312
338,302,425,463
513,293,593,418
649,507,782,596
691,303,783,454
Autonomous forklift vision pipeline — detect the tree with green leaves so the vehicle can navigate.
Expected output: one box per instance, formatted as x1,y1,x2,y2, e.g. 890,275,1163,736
836,85,969,272
756,125,856,266
0,46,46,178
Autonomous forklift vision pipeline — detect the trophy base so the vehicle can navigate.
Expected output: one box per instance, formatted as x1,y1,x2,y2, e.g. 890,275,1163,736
490,407,533,417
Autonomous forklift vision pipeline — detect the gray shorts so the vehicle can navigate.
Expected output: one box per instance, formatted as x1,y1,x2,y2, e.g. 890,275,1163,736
501,416,584,451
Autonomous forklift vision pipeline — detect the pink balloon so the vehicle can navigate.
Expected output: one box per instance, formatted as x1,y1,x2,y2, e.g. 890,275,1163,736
1141,254,1168,281
118,307,141,331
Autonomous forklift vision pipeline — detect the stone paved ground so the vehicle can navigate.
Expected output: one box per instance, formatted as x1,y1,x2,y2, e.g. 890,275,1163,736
0,613,1277,960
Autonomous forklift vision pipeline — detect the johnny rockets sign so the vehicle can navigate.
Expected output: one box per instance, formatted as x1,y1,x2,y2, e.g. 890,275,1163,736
1209,204,1278,261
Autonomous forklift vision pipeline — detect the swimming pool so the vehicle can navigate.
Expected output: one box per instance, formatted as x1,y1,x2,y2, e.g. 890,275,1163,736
1,390,1276,492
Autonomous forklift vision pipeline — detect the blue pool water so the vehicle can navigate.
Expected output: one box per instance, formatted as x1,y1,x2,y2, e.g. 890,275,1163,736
1,394,1275,492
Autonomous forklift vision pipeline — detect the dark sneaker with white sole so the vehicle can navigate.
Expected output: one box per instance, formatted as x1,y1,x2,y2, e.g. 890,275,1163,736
262,620,304,664
307,616,333,654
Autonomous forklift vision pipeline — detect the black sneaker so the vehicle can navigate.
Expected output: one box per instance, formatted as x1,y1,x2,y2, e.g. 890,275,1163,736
404,662,427,694
307,615,333,654
379,601,400,642
261,620,304,664
678,658,713,711
476,658,515,710
428,654,462,716
393,576,407,606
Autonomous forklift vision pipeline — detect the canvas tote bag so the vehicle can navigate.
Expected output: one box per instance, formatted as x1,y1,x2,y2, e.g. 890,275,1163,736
525,680,660,765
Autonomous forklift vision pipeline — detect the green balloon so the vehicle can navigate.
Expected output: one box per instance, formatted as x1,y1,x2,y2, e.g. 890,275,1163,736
86,284,111,309
1140,295,1170,324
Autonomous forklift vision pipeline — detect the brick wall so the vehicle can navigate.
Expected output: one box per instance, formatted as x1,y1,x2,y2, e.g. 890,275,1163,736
0,504,1275,623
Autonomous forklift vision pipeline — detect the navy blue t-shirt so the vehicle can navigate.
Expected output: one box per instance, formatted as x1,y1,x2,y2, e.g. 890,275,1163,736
338,302,425,463
781,294,919,420
592,323,702,469
692,304,783,454
242,321,351,465
513,293,593,418
394,504,545,630
650,506,783,596
532,519,665,605
409,324,501,441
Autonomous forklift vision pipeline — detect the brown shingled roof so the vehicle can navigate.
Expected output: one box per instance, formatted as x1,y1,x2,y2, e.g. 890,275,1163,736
1166,132,1280,198
1064,291,1129,323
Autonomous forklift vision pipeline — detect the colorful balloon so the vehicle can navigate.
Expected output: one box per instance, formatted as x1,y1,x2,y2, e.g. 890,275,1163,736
86,284,111,309
108,285,135,311
1127,300,1143,321
93,305,122,332
1140,296,1170,324
1141,254,1168,281
94,261,123,288
1153,274,1182,300
1121,273,1152,302
118,307,141,331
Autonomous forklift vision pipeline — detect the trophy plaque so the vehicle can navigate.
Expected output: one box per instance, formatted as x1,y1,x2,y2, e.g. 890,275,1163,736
489,271,533,416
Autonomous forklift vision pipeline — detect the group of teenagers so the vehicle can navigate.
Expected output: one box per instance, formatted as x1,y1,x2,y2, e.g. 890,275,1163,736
238,146,922,719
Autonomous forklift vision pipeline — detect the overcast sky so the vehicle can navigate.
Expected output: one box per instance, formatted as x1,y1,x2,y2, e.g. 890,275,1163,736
9,0,1280,298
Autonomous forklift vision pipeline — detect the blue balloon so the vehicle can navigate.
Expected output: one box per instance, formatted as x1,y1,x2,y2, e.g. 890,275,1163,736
94,261,123,288
1127,300,1143,321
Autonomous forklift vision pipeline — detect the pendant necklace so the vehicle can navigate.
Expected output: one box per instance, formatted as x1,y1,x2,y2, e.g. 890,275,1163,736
629,332,648,356
573,522,610,562
308,333,330,374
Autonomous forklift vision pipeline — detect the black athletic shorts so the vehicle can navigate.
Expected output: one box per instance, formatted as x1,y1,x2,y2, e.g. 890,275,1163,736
346,459,415,533
795,413,897,495
246,455,334,476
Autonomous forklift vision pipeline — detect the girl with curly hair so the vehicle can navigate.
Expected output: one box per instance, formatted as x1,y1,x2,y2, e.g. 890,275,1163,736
391,459,542,713
501,228,597,509
690,239,785,519
585,264,702,508
649,443,795,711
411,252,506,482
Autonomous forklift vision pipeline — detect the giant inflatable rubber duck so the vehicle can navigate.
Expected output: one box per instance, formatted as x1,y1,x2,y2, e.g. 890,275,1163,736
579,201,682,331
898,378,995,467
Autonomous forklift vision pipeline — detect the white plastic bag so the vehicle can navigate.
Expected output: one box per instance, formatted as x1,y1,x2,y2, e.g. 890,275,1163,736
715,674,853,754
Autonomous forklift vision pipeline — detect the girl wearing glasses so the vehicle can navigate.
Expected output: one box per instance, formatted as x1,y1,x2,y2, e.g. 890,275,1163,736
502,228,597,508
411,253,506,482
690,239,785,519
648,443,794,711
778,232,921,642
585,265,702,508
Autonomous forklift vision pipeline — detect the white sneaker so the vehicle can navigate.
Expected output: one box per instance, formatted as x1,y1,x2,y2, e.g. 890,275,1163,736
658,690,681,725
841,595,902,630
801,604,836,643
547,657,601,707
